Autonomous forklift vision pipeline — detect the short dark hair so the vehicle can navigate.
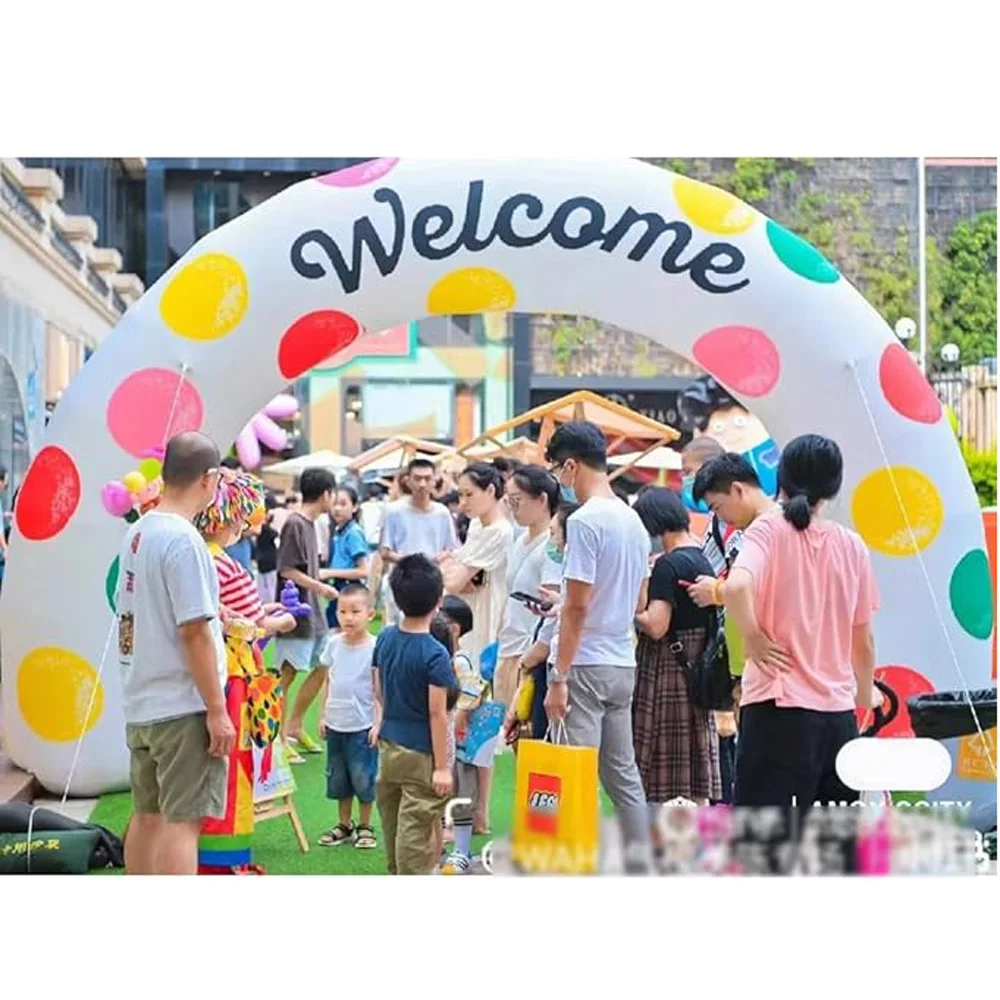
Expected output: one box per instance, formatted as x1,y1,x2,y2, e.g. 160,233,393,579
512,465,560,516
221,456,242,470
692,453,761,503
545,421,607,472
440,489,460,507
338,581,373,606
299,468,337,503
0,464,8,481
430,612,455,656
162,432,220,489
441,594,474,637
407,457,435,475
460,461,504,501
491,456,522,477
633,487,689,535
778,434,843,531
389,553,443,617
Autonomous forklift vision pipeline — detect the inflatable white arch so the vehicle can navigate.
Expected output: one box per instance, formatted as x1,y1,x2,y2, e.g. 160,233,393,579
1,158,993,802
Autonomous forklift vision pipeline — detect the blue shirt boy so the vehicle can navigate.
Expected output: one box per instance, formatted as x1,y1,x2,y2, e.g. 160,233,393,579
374,626,455,754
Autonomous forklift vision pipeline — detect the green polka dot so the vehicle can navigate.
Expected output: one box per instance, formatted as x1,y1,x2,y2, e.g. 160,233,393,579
105,556,120,613
766,220,840,283
949,549,995,639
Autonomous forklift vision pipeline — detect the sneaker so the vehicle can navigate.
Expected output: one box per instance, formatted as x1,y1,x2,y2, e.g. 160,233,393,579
318,823,356,847
440,852,472,875
354,825,377,850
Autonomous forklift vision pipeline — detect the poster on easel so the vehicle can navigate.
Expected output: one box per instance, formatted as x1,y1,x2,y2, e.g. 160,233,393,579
252,742,296,804
252,742,309,852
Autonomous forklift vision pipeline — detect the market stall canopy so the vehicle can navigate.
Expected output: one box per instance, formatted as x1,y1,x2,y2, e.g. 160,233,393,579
348,435,453,474
437,435,543,471
608,447,683,471
451,390,680,481
262,449,353,477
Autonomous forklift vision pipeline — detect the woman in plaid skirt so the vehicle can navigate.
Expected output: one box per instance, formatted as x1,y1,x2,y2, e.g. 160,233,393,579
632,489,722,826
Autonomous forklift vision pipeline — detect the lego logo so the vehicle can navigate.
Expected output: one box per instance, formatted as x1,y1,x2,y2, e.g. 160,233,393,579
529,790,559,813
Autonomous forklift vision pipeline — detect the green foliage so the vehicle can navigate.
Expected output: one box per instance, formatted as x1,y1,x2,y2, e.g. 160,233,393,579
548,315,597,374
926,212,997,369
963,446,997,507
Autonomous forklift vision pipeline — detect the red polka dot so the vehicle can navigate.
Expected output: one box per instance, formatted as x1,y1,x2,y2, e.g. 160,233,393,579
107,369,203,458
855,665,935,738
692,326,780,397
878,343,942,424
278,310,363,379
317,158,399,187
15,446,81,541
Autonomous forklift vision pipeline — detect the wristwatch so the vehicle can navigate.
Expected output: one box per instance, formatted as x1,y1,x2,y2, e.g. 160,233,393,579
549,669,569,685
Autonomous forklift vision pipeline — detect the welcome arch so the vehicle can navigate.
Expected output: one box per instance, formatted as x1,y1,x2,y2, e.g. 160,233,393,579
0,158,993,800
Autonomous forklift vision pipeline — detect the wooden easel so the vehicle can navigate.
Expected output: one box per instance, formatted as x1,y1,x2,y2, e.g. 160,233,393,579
254,791,309,853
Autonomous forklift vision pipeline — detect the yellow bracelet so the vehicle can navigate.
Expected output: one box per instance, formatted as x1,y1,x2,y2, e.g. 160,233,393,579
713,579,725,605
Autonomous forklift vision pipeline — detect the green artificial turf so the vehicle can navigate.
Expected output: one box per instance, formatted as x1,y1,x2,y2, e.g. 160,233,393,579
88,659,614,875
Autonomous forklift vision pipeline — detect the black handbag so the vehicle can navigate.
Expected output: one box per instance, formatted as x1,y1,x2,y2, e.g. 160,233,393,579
668,607,735,711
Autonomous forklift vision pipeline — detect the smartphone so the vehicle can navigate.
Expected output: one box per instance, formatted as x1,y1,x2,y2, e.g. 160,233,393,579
510,591,553,612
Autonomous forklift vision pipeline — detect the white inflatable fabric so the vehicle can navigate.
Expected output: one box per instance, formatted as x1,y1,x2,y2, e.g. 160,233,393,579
0,158,993,798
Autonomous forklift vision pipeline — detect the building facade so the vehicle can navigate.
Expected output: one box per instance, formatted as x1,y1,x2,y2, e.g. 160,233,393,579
0,159,144,492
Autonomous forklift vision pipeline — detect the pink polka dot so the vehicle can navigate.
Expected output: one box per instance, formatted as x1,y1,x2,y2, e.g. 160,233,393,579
879,343,942,424
15,446,81,541
317,158,399,187
692,326,780,397
278,310,363,379
107,368,204,458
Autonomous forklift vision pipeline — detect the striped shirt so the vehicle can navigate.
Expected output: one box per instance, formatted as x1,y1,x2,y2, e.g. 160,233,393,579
701,513,742,579
212,548,264,621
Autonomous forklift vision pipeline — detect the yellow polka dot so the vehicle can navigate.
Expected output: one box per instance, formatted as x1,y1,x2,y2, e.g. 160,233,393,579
17,646,104,742
427,268,516,315
672,176,756,235
160,253,248,340
851,467,944,557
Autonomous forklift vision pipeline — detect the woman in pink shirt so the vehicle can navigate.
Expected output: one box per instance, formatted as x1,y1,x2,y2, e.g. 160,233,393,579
723,434,882,808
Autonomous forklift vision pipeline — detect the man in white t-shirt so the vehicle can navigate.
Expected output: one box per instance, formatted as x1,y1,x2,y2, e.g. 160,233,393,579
116,431,233,876
379,458,458,625
546,421,652,872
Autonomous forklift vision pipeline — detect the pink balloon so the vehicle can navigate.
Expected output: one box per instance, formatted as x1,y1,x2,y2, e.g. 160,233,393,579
262,394,299,420
236,424,262,469
101,481,134,517
252,413,288,452
139,445,166,461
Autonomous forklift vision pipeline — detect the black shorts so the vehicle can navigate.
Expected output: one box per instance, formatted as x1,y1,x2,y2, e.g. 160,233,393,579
734,700,859,809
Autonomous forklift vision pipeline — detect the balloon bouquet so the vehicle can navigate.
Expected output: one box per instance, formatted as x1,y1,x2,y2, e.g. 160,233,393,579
98,394,301,521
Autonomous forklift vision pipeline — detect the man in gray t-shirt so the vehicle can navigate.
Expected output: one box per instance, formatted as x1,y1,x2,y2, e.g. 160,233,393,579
116,432,234,876
379,458,457,624
546,422,651,873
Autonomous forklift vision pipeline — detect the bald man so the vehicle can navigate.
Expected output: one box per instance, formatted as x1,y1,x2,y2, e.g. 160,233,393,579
116,431,234,875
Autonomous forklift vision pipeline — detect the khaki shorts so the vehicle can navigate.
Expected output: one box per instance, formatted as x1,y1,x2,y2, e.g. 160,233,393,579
126,712,227,823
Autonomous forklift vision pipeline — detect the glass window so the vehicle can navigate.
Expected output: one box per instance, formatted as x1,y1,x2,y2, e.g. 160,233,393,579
193,180,251,239
361,381,454,441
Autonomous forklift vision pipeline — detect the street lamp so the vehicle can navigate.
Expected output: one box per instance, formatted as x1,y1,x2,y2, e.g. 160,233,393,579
895,317,916,343
941,343,960,367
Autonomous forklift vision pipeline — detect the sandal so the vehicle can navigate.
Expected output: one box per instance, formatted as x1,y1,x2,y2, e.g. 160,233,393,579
318,823,356,846
354,825,377,850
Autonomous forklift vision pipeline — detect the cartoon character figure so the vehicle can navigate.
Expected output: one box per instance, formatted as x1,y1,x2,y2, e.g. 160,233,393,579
677,376,780,508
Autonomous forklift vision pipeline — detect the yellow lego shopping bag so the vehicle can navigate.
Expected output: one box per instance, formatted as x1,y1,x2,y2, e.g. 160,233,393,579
511,724,600,874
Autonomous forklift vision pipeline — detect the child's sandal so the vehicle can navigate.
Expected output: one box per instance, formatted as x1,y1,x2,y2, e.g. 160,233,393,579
354,825,377,849
318,823,355,846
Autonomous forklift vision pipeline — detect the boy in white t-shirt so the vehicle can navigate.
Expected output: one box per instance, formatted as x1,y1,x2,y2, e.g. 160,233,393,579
317,583,379,849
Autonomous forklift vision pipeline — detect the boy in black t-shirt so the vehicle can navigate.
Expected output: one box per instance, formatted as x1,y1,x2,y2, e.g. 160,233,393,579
374,554,457,875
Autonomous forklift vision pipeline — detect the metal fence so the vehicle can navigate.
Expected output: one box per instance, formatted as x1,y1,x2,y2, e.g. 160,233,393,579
931,363,997,454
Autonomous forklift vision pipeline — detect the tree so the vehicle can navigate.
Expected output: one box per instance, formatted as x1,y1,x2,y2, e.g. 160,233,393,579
926,212,997,370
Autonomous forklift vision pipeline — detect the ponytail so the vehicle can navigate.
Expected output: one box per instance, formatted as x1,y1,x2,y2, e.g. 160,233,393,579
783,493,813,531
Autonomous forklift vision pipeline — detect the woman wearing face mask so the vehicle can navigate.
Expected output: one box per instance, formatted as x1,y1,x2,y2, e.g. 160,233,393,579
502,503,578,746
495,466,560,711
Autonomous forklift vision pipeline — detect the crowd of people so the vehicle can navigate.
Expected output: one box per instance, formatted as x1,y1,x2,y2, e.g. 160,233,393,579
114,419,883,876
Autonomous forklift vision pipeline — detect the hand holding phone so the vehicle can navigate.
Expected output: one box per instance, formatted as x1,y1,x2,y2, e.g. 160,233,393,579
510,591,553,614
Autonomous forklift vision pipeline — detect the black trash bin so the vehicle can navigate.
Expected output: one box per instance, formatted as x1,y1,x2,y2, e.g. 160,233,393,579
907,688,996,741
